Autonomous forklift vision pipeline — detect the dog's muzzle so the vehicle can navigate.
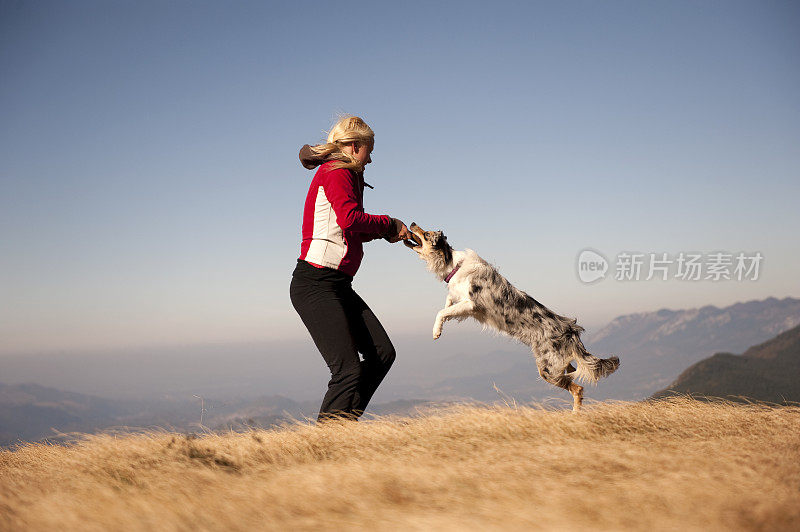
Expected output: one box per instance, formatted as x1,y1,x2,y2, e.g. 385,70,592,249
404,234,422,249
404,222,423,249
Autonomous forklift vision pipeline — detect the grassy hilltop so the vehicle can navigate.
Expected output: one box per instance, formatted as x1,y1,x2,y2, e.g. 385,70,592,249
2,398,799,531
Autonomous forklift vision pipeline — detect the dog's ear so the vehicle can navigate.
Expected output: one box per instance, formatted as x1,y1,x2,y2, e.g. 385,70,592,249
433,231,453,264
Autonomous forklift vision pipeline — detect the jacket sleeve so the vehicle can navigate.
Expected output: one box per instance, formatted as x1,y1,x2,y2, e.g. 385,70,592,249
323,168,394,236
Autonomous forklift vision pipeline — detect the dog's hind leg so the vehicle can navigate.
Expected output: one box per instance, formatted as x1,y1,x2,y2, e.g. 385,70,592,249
536,357,583,413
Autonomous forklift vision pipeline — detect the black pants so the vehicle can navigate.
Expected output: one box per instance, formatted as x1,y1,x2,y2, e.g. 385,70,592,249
290,260,396,421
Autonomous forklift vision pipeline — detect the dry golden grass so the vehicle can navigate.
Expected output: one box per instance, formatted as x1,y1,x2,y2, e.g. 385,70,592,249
1,397,799,531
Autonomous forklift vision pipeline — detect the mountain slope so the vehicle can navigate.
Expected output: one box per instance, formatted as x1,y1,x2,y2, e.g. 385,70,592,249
0,382,434,447
0,383,135,445
581,296,800,399
652,324,800,402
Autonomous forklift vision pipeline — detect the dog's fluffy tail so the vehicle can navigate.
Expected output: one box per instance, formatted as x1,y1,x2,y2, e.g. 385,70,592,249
563,323,620,384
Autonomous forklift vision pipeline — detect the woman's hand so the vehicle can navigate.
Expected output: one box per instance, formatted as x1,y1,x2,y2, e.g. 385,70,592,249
396,222,413,242
386,219,413,243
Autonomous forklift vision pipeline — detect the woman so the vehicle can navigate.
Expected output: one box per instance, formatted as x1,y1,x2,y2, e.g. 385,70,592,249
290,116,412,421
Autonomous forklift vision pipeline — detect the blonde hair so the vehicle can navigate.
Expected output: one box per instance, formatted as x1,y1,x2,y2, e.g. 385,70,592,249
308,116,374,172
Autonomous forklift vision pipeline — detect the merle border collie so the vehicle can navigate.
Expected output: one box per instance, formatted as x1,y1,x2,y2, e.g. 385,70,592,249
405,223,619,411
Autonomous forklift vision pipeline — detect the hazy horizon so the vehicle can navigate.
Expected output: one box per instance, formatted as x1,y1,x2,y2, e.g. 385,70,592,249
1,293,797,359
2,294,797,410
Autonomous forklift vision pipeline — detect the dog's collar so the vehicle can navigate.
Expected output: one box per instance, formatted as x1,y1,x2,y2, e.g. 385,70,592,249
444,262,461,283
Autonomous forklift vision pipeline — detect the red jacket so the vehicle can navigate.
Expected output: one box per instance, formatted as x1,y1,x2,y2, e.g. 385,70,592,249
298,160,394,276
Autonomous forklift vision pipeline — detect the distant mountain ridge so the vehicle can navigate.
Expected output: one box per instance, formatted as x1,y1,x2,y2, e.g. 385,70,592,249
581,296,800,400
652,324,800,403
587,297,800,350
0,383,135,445
0,382,434,447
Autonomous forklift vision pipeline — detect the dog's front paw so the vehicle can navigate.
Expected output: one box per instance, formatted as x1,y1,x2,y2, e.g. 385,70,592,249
432,325,442,340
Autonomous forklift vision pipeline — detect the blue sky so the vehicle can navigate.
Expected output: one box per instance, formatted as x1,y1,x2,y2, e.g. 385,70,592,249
1,0,798,355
